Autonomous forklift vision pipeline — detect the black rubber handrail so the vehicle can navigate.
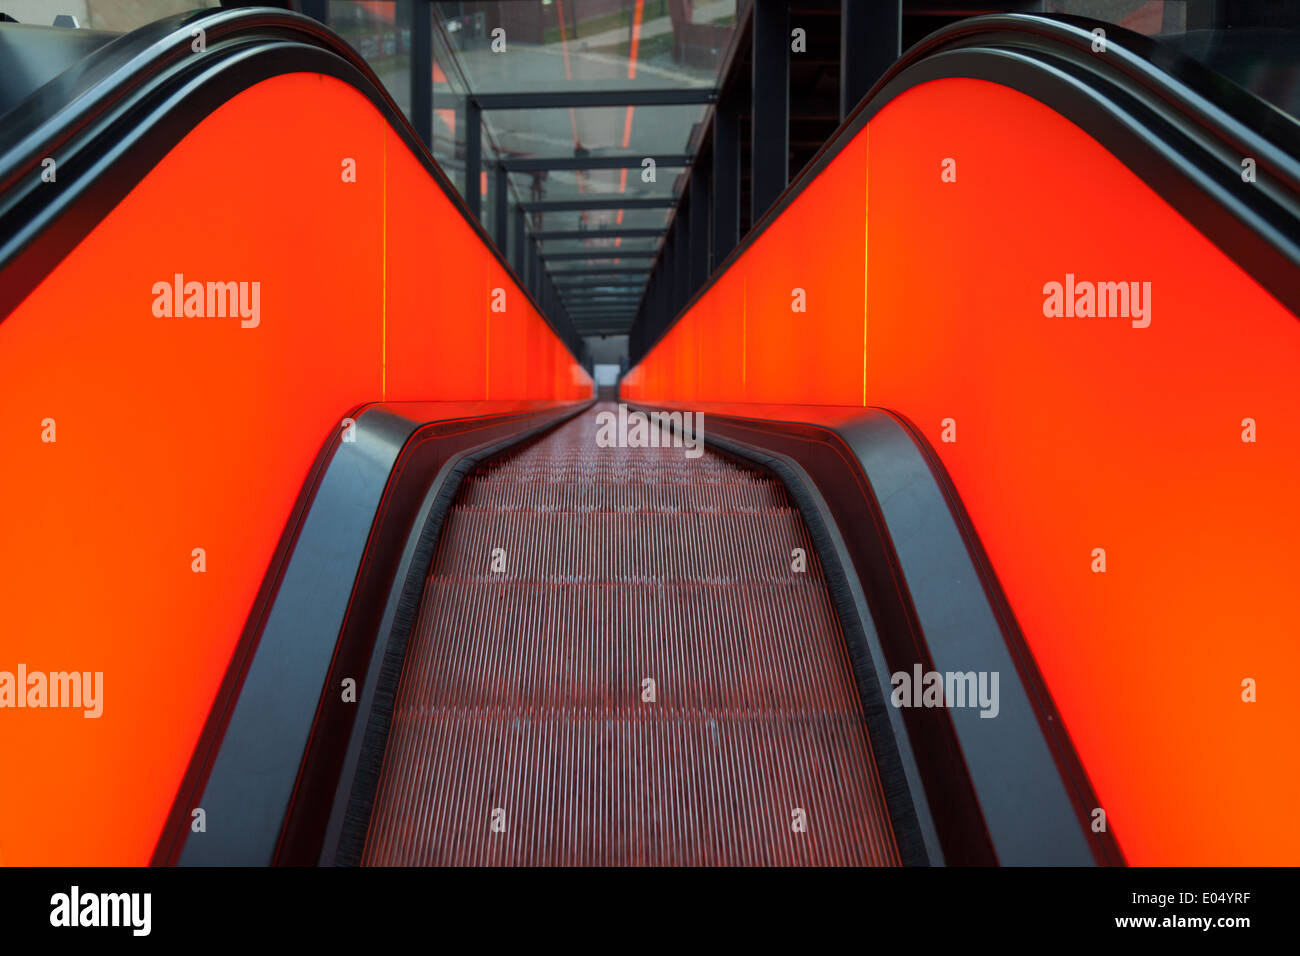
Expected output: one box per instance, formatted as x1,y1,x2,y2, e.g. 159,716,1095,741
0,7,588,364
629,12,1300,364
898,14,1300,192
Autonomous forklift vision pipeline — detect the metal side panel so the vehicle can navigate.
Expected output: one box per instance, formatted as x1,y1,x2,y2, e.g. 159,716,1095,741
162,400,588,866
624,400,1119,866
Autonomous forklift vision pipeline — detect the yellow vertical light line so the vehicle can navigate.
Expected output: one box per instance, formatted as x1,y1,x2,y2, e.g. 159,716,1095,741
862,130,869,407
742,281,747,396
382,127,388,400
695,304,701,396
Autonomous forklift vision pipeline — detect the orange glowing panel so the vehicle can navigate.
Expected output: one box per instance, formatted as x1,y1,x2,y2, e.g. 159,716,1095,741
385,132,487,401
0,72,589,866
741,132,867,406
624,76,1300,865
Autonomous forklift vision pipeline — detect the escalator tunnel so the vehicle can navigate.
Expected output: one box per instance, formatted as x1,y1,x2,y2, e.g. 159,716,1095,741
0,4,1296,869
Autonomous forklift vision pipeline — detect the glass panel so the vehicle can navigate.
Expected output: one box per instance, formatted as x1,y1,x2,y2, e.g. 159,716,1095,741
509,167,679,204
561,286,647,298
544,253,651,267
484,103,706,159
506,194,519,255
526,207,670,237
436,0,737,94
1036,2,1300,120
5,0,219,31
424,0,740,312
550,267,652,280
540,237,660,255
329,1,411,121
531,206,671,230
1043,0,1187,36
431,14,469,197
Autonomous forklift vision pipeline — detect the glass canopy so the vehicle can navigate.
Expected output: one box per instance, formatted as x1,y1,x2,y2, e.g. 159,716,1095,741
435,0,738,337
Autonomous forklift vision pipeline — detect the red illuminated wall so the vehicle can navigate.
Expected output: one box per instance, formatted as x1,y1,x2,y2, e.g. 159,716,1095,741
624,77,1300,865
0,72,590,865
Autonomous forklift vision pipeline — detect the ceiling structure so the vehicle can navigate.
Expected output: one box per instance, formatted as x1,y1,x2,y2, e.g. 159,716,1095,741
432,0,740,341
316,1,1084,353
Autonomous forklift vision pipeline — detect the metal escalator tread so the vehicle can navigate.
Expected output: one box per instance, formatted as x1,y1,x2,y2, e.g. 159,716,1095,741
361,403,901,866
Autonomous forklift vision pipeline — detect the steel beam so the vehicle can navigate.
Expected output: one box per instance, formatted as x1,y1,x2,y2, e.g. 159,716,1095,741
513,207,525,272
549,269,651,278
661,237,675,320
299,0,327,23
712,88,740,266
494,164,509,251
681,208,691,310
689,162,710,290
474,89,714,109
409,0,433,148
502,155,692,172
465,99,482,220
751,0,789,223
548,269,650,277
562,286,645,294
542,251,658,261
556,285,646,294
841,0,901,119
563,296,644,304
537,229,665,241
519,198,676,212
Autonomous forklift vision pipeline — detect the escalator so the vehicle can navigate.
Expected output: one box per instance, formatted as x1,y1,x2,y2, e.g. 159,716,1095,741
358,404,903,866
1,6,1297,869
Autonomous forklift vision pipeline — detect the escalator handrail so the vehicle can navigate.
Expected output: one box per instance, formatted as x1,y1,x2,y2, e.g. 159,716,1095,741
629,12,1300,365
904,14,1300,193
0,7,588,365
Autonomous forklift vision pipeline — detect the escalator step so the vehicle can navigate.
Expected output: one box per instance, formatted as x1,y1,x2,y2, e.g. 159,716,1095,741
361,404,900,866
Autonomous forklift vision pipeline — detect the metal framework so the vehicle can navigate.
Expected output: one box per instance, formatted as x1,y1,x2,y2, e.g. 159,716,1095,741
519,198,676,212
751,0,789,224
548,268,650,278
344,1,909,354
538,229,664,241
501,155,692,173
473,89,715,109
629,0,905,362
557,287,646,296
566,296,641,303
542,251,658,261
